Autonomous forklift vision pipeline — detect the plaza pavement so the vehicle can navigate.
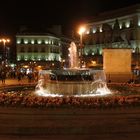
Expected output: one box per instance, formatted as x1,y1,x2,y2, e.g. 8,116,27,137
1,78,140,140
0,78,37,87
0,107,140,140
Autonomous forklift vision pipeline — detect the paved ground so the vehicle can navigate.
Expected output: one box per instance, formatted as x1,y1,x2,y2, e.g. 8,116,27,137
0,107,140,140
0,79,140,140
0,78,36,87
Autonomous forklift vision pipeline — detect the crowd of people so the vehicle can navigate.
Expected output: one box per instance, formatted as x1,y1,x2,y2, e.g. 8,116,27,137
0,69,38,84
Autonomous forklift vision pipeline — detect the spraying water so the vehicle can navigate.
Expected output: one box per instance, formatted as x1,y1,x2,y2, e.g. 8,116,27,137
35,69,111,97
35,41,111,97
69,42,79,68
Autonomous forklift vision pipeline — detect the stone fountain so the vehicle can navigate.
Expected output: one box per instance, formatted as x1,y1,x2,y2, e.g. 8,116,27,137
35,42,110,96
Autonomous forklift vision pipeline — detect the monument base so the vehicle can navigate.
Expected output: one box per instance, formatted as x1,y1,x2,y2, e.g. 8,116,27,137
103,49,132,83
106,72,133,83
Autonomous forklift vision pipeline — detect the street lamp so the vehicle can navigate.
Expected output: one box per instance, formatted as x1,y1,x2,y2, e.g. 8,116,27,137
0,38,10,67
78,26,86,67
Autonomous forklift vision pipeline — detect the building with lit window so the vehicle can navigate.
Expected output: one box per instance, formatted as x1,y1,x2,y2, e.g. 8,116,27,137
16,32,75,70
81,4,140,70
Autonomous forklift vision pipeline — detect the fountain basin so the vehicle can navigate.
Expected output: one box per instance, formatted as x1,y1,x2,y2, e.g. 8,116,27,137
36,69,110,96
41,81,106,95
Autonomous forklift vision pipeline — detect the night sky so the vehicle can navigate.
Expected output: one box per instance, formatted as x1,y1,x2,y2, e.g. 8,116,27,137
0,0,140,36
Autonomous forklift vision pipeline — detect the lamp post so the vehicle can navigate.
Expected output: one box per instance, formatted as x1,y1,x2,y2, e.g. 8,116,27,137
78,26,85,67
0,38,10,67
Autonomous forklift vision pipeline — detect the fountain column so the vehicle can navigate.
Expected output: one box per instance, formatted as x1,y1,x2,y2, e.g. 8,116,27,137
69,42,79,68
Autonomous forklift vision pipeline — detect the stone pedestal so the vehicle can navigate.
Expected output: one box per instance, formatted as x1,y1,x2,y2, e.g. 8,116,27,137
103,49,132,83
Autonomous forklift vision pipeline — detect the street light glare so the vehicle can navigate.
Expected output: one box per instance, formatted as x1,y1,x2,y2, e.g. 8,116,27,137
78,27,86,35
0,37,11,67
7,39,10,42
0,38,10,43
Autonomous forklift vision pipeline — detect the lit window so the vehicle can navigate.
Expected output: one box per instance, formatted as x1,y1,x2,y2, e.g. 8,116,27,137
99,26,102,32
138,18,140,26
45,40,48,44
17,56,21,61
47,56,50,61
59,56,61,61
24,39,28,44
31,40,35,44
119,23,122,29
17,39,21,44
38,56,41,61
49,40,51,44
52,40,54,45
10,64,15,67
99,49,102,55
38,40,42,44
125,21,130,28
24,57,28,61
132,48,135,53
93,28,96,33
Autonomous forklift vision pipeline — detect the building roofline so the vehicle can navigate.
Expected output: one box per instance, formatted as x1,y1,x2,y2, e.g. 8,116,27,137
16,32,57,36
16,32,78,42
87,4,140,23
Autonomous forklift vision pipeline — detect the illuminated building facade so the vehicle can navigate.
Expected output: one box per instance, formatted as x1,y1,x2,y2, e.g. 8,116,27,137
82,4,140,69
16,33,62,68
16,33,74,69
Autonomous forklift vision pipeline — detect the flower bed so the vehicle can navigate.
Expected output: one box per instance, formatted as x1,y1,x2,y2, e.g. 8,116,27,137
0,91,140,108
